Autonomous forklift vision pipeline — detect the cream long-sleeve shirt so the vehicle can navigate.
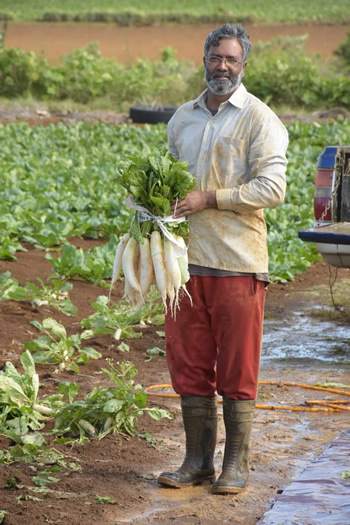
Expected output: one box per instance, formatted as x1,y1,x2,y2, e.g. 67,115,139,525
167,83,288,274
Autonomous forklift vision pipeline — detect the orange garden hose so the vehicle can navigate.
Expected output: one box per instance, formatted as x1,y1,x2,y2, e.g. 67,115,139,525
146,382,350,413
306,400,350,411
306,400,350,404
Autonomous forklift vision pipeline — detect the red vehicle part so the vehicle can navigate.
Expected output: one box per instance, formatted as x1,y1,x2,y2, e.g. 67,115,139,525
299,145,350,268
314,169,335,221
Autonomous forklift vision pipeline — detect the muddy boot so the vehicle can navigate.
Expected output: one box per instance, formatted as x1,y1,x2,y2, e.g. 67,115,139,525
212,398,255,495
158,395,217,488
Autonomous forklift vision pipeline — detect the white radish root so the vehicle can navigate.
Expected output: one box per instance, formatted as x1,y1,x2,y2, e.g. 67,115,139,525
164,237,182,314
122,236,143,306
174,234,192,306
33,404,53,416
139,236,154,298
150,230,168,311
115,230,192,315
108,232,130,301
78,419,96,437
174,234,190,284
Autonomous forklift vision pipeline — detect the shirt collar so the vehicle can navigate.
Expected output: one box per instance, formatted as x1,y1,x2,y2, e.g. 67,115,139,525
192,83,247,111
193,90,208,110
227,83,247,109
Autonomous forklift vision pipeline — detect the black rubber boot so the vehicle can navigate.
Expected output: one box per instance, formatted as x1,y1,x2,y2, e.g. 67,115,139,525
158,395,217,488
212,398,255,495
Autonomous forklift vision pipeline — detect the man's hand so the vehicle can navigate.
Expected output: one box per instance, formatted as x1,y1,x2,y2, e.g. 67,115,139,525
171,190,217,218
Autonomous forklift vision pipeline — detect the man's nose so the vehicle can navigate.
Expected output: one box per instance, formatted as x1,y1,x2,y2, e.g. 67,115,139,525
217,58,229,70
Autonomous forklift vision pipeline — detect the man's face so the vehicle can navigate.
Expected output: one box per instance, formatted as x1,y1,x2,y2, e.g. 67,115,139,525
204,38,247,97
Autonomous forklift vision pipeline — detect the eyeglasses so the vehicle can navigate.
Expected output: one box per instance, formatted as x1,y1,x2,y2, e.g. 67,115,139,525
205,55,243,66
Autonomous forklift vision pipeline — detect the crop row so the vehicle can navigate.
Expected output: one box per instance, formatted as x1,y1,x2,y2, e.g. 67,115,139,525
1,119,350,282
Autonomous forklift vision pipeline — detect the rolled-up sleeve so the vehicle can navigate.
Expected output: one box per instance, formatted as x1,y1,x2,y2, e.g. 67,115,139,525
216,109,288,213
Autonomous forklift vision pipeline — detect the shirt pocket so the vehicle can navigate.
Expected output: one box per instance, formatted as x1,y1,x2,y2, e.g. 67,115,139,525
211,137,249,188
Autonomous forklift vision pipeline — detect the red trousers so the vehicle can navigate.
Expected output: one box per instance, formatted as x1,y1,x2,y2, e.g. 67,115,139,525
165,275,266,400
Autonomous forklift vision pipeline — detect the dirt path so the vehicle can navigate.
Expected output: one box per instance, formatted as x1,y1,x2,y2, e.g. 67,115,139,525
0,239,349,524
5,22,350,64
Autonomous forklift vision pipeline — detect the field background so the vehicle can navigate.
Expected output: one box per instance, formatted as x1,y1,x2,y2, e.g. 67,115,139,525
0,3,350,525
4,22,349,65
0,0,349,112
0,0,349,23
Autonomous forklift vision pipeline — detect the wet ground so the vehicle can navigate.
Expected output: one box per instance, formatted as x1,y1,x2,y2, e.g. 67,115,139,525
263,310,350,367
0,239,349,525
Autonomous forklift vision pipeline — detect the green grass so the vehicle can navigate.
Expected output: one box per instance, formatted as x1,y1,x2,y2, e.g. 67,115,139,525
0,0,349,23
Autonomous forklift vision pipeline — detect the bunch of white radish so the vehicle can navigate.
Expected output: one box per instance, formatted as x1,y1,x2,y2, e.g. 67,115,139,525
112,150,195,314
110,229,190,315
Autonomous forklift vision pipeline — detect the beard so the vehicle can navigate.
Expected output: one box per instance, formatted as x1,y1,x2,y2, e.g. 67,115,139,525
205,67,244,96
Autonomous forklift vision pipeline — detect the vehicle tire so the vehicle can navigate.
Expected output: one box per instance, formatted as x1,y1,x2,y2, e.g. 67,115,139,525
129,105,178,124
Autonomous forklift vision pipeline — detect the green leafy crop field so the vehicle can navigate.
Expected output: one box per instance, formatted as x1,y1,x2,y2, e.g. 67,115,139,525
1,119,350,283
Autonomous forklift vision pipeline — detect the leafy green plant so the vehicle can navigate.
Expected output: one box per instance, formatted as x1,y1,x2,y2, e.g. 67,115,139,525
145,347,166,361
6,275,77,316
81,288,164,339
116,342,130,352
0,47,43,97
0,233,26,261
0,444,64,465
32,471,60,487
24,318,102,373
334,30,350,72
37,43,124,103
45,236,118,285
0,351,61,444
54,360,172,439
0,271,19,300
118,149,195,238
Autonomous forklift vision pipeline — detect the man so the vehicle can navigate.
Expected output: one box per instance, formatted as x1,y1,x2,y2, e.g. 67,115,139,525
158,23,288,495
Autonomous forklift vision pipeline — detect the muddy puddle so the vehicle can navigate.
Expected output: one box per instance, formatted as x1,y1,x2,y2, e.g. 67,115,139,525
262,311,350,368
117,380,347,525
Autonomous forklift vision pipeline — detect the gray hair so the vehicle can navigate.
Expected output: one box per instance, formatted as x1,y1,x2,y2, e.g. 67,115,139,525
204,23,251,62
